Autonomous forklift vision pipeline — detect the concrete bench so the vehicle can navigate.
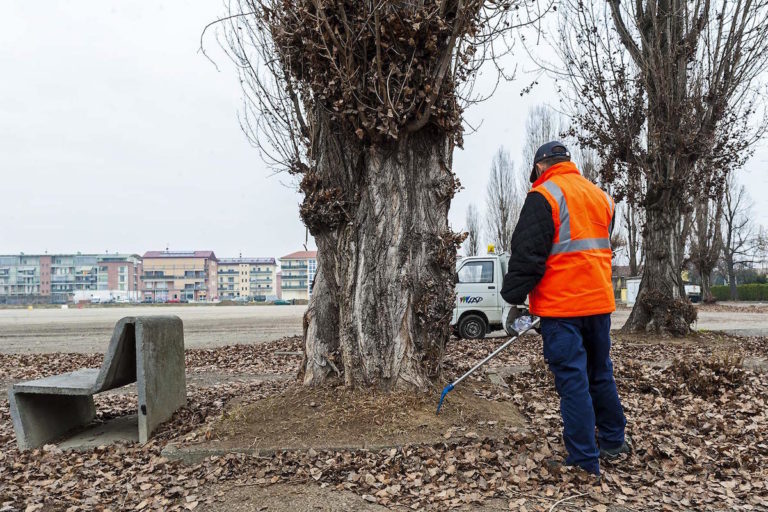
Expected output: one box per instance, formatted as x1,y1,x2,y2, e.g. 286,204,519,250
9,316,186,450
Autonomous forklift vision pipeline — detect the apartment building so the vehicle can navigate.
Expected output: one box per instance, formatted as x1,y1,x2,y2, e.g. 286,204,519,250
141,250,218,302
0,253,141,304
279,251,317,301
218,257,278,301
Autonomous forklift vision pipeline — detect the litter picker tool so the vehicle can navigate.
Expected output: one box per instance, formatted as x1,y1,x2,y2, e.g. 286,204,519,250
436,314,540,414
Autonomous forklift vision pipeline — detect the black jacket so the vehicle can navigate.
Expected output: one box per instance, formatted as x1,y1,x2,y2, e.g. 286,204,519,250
500,191,554,305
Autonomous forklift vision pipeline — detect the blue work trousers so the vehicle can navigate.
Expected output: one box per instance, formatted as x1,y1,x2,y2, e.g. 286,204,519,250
540,314,626,475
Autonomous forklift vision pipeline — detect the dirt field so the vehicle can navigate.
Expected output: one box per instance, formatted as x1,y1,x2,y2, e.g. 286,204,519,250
2,303,768,354
610,305,768,337
0,305,305,354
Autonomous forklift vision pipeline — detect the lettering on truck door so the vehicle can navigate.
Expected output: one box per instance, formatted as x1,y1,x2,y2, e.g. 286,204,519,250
457,260,499,318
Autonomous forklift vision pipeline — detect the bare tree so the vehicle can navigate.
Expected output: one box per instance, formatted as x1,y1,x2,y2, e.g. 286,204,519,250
610,203,628,260
756,227,768,275
722,174,756,300
689,194,723,303
622,201,643,276
572,145,601,184
554,0,768,334
485,148,526,252
521,105,563,169
464,204,482,257
212,0,543,390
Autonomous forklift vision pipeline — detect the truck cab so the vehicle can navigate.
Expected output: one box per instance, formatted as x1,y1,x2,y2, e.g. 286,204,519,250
451,247,527,339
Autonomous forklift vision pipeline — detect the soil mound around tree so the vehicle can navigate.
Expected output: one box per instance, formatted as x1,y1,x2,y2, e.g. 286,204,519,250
191,383,523,454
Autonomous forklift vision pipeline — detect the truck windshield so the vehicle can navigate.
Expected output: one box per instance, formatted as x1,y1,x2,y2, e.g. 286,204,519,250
458,261,494,283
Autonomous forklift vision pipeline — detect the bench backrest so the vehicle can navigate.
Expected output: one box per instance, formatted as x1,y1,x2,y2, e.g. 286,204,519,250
94,316,138,393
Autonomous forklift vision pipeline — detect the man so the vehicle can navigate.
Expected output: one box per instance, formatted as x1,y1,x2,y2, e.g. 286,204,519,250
500,141,629,476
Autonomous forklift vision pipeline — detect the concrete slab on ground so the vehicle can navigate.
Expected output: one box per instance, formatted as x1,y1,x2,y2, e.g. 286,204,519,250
58,414,139,450
200,483,393,512
197,483,609,512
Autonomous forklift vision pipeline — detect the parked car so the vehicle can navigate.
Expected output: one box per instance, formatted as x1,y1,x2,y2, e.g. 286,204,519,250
167,298,180,304
90,297,101,304
273,299,292,305
141,297,153,304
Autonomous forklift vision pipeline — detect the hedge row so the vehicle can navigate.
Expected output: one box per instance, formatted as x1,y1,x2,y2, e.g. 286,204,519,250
711,284,768,301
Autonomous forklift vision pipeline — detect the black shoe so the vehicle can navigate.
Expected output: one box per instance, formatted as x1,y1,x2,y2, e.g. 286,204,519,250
544,458,565,473
544,458,601,481
600,436,632,460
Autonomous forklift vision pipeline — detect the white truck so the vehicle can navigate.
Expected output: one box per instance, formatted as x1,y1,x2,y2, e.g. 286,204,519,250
450,248,528,339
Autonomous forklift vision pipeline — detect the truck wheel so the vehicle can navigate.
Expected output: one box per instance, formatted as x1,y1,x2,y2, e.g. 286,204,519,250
458,314,486,340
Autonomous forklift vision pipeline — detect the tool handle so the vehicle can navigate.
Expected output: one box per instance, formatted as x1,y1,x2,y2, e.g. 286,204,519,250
451,317,540,388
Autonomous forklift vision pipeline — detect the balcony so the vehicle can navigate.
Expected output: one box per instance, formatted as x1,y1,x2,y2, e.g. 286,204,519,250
282,264,308,270
282,285,307,290
281,274,307,281
142,275,181,281
52,275,75,283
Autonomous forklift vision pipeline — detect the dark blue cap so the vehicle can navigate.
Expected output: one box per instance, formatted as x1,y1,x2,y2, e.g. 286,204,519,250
530,141,570,183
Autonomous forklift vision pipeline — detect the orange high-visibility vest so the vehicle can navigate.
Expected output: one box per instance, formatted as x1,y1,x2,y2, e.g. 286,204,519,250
528,161,615,317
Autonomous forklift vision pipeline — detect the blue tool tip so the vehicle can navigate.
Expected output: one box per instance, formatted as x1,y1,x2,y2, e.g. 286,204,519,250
435,383,455,415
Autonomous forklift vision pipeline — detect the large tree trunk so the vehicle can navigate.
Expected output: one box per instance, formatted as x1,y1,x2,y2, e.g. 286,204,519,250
623,197,696,335
298,117,458,391
700,272,714,303
624,202,640,276
727,259,738,300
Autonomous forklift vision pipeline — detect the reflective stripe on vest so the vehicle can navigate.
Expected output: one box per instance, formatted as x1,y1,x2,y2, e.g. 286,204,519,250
540,180,612,255
550,237,611,255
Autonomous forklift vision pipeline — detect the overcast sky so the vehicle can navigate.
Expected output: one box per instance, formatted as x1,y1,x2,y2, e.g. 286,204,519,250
2,1,766,260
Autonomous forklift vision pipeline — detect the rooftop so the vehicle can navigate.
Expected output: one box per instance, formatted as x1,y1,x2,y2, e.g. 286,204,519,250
280,251,317,260
219,257,276,265
143,250,217,260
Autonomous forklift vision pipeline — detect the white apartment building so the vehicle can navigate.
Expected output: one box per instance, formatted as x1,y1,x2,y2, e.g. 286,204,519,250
279,251,317,301
218,257,278,300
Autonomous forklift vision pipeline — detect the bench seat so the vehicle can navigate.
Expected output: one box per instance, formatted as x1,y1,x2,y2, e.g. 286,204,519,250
13,368,101,396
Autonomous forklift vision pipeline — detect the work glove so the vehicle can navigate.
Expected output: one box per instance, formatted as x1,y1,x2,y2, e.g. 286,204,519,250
504,306,537,336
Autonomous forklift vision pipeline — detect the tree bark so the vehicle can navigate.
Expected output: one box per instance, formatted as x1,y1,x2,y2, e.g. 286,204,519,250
624,202,641,276
701,272,713,303
623,197,696,335
727,261,738,300
298,116,457,391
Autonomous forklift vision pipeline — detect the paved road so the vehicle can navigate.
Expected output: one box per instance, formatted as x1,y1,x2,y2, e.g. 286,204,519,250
0,305,305,354
0,304,766,354
611,308,768,337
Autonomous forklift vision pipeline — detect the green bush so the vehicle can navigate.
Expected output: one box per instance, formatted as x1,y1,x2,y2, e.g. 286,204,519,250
711,283,768,301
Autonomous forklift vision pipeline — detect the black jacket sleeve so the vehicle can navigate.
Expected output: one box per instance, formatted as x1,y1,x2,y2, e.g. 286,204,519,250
500,191,555,305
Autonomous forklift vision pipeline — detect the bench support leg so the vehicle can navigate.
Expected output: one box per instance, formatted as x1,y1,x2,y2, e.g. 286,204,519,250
8,392,96,450
136,316,186,443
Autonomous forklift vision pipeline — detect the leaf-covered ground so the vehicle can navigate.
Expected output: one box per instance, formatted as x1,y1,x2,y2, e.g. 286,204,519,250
1,332,767,511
